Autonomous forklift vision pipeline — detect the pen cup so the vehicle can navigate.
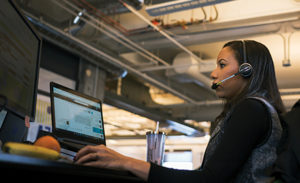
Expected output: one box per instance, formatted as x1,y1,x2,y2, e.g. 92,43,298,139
146,131,166,165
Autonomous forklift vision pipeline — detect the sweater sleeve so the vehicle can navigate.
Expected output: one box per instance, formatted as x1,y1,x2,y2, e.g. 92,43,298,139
147,99,270,183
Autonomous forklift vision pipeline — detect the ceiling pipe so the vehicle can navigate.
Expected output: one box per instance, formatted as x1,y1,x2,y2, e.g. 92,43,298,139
279,31,294,67
278,33,289,66
120,0,203,63
139,62,206,72
57,0,170,66
72,0,130,35
129,23,282,51
145,0,232,17
287,32,294,66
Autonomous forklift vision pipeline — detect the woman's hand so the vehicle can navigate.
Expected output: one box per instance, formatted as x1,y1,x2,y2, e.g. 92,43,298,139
74,145,151,180
74,144,129,170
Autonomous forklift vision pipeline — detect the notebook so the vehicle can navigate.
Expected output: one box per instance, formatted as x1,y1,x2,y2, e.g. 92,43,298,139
50,82,106,152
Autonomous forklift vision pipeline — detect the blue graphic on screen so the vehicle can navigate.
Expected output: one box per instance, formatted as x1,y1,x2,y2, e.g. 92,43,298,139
53,88,104,139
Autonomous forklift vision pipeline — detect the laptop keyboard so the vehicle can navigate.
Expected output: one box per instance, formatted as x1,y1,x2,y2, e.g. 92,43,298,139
60,139,86,152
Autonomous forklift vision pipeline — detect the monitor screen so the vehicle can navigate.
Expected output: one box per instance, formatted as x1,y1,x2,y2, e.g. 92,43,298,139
53,87,105,140
0,0,41,120
50,82,105,145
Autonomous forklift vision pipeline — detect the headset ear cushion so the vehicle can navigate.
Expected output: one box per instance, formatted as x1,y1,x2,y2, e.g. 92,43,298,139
239,63,253,77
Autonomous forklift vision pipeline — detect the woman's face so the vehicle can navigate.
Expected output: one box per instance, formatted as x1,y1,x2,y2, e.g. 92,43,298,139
210,46,247,99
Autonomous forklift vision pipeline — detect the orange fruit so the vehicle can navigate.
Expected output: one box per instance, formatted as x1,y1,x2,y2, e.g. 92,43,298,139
34,135,61,153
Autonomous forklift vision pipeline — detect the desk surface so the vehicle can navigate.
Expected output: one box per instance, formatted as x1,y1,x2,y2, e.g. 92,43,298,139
0,153,145,182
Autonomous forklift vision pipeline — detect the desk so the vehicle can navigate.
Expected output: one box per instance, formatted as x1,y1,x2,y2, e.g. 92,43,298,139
0,153,145,182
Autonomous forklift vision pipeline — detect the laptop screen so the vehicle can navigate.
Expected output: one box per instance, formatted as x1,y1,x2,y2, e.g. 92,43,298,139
50,82,105,145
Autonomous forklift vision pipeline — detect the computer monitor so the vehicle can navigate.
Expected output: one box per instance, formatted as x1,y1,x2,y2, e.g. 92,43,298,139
0,0,41,121
0,0,41,142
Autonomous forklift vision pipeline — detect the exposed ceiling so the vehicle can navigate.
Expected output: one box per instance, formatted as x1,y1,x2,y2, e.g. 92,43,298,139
16,0,300,137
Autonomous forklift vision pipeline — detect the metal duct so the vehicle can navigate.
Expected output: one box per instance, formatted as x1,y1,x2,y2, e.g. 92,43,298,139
170,52,215,90
146,0,234,16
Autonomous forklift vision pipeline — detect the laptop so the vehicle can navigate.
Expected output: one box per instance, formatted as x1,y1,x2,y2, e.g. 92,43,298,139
50,82,106,153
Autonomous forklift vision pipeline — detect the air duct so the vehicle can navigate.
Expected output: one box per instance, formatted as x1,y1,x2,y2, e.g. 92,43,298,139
170,52,215,90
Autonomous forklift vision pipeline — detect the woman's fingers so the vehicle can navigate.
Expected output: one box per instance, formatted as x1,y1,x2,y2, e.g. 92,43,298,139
74,144,105,161
75,152,100,164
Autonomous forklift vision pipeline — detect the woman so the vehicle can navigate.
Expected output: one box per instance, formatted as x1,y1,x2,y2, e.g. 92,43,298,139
74,40,285,183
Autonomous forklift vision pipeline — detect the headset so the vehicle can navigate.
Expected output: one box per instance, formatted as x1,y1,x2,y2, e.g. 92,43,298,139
211,40,253,89
239,40,253,78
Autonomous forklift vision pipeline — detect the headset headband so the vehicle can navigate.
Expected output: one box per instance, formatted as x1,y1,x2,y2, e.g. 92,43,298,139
242,40,247,64
240,40,253,78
